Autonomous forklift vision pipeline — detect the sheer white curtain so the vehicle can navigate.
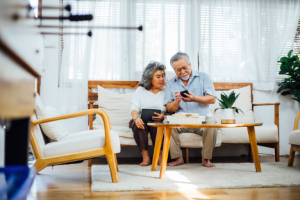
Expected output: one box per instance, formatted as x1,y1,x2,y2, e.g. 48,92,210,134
197,0,300,90
87,0,199,81
58,1,96,131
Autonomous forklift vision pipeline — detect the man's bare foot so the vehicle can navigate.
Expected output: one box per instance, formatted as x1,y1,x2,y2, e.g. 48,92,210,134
167,157,184,166
139,157,151,166
202,158,216,168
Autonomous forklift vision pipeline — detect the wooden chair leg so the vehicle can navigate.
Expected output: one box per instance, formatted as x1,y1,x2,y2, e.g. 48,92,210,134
114,154,119,171
105,153,119,183
288,145,295,167
88,159,92,167
33,159,48,173
275,142,280,162
185,148,189,163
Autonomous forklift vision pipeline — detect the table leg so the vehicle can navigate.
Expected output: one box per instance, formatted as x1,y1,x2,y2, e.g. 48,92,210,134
151,127,164,171
159,127,172,179
247,126,261,172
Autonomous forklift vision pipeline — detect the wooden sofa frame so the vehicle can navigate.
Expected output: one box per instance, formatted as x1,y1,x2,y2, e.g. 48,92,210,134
88,81,280,162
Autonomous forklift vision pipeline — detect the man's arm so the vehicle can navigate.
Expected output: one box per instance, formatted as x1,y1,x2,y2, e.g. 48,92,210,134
183,93,215,104
166,91,183,114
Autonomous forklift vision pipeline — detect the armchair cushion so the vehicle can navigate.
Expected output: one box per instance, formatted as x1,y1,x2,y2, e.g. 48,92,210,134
35,105,69,141
289,130,300,146
43,129,120,158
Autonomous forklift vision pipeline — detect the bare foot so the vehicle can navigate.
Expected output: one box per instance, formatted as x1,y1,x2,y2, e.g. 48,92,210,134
202,158,216,168
139,157,151,166
167,157,184,166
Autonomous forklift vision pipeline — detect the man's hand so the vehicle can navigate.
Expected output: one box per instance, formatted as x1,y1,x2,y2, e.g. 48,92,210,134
152,112,164,121
182,92,196,102
175,91,183,103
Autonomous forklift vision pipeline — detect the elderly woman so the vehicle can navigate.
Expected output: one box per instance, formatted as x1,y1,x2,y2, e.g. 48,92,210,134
129,61,166,166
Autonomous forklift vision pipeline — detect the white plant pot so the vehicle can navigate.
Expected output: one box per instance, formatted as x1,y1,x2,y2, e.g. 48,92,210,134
221,108,236,124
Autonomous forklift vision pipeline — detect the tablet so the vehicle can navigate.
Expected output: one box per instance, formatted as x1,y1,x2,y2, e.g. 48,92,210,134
141,109,161,122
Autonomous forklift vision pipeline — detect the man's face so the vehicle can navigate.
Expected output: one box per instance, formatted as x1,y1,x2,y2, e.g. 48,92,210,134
172,58,192,81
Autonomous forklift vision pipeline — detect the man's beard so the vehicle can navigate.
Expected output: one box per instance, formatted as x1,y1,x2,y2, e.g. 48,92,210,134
180,73,190,80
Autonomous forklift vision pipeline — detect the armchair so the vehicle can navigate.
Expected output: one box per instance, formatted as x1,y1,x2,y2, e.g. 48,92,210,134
288,111,300,167
30,109,120,183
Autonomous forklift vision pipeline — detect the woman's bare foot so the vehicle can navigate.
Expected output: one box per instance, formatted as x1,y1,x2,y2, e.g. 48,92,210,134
139,149,151,166
167,157,184,166
139,157,151,166
202,158,216,168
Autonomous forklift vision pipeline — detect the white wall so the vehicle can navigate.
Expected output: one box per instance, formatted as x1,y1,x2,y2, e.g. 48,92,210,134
40,0,299,157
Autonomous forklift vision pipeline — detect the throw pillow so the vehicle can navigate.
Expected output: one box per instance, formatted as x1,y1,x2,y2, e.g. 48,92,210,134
93,86,134,127
210,85,255,123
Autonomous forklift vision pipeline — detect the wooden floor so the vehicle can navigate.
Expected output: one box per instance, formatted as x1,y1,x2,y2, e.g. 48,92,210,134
28,155,300,200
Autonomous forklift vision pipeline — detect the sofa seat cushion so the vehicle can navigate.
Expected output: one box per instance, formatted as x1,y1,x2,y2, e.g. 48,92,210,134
289,130,300,146
221,125,278,143
43,130,120,158
179,130,222,148
119,137,153,146
94,124,133,138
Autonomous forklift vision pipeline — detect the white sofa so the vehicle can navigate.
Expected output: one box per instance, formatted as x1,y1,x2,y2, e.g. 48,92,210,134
91,84,279,161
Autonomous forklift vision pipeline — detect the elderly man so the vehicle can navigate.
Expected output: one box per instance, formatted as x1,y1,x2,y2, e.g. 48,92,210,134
164,52,217,168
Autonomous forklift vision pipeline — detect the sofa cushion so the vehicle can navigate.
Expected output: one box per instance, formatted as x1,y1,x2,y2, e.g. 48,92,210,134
43,129,120,158
289,130,300,146
93,86,134,127
221,125,278,143
210,86,255,124
179,130,222,148
31,115,46,157
94,124,133,138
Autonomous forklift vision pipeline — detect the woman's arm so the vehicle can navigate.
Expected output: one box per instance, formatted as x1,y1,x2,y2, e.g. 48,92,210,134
131,110,145,129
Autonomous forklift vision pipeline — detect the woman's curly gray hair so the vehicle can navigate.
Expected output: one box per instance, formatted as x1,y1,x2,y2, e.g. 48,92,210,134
139,61,166,90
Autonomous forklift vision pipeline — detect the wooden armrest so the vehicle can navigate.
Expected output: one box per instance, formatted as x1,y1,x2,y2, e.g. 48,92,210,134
294,111,300,130
253,102,280,129
253,102,280,106
89,100,94,105
31,109,111,131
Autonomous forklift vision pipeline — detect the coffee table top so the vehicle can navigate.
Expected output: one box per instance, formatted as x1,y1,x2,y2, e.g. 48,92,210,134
147,122,263,128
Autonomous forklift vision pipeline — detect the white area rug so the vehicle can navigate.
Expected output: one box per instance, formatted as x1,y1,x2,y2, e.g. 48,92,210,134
91,162,300,191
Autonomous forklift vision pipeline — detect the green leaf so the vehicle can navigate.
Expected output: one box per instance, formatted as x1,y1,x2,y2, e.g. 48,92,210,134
214,108,222,113
281,91,292,96
219,103,226,109
232,107,244,114
280,57,288,62
288,50,293,58
221,93,231,108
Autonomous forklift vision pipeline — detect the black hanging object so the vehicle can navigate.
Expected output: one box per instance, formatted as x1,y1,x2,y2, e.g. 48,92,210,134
40,14,93,21
138,25,143,31
87,31,92,37
27,3,72,12
41,31,92,37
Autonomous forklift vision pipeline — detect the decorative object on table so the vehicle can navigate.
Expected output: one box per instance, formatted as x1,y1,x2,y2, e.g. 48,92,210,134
91,162,300,192
277,50,300,104
288,111,300,167
213,91,244,124
168,113,205,124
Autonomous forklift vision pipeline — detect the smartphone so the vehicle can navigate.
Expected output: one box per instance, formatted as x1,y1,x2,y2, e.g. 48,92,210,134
180,90,189,98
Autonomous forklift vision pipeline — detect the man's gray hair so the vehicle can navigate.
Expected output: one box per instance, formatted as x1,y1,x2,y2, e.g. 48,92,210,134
170,51,191,68
139,61,166,90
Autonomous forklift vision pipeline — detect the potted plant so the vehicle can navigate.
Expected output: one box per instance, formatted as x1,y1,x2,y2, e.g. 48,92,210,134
214,91,244,124
277,50,300,104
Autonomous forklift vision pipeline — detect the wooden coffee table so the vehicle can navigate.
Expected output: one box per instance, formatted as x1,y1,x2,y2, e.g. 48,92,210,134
147,122,263,179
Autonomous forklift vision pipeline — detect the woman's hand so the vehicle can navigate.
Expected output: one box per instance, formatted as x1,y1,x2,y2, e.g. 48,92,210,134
152,112,165,121
134,117,145,129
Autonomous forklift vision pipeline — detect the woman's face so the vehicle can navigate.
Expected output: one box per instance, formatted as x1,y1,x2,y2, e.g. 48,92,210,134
151,70,165,89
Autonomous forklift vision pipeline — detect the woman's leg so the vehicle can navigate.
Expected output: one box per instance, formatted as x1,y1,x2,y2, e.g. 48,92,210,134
129,120,151,166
